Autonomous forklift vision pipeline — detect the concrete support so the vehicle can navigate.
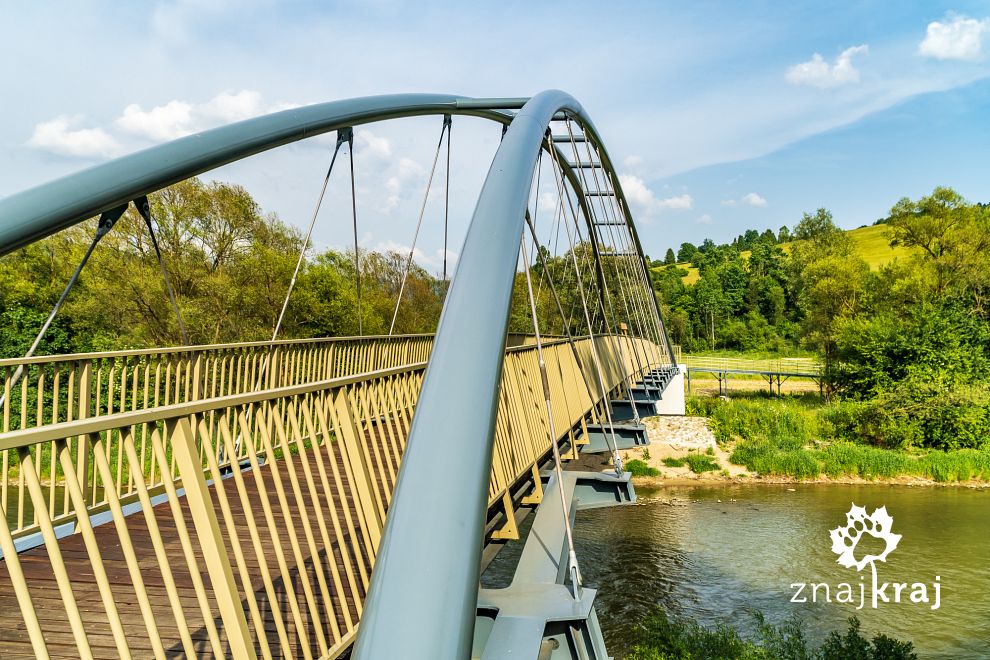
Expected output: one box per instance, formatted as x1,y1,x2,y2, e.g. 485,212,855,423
655,364,686,415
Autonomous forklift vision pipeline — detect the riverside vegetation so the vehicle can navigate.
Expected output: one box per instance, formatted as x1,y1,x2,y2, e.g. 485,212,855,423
653,187,990,481
688,393,990,482
626,611,916,660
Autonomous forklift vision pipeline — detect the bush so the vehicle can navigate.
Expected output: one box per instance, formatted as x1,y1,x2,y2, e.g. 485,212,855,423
625,459,659,477
684,453,720,473
627,610,916,660
662,457,686,468
819,617,917,660
824,381,990,451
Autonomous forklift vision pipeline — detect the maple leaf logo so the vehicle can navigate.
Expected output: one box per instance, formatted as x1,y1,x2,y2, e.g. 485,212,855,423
829,504,901,571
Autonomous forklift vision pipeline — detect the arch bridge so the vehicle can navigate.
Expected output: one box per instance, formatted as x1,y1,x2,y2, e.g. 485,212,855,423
0,92,683,659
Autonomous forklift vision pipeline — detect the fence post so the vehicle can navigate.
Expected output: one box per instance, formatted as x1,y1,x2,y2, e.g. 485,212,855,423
167,415,256,658
75,360,91,504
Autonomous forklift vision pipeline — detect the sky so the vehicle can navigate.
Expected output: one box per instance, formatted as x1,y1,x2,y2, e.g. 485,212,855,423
2,1,990,266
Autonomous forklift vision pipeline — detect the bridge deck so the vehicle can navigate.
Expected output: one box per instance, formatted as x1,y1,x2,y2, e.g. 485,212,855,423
0,418,407,659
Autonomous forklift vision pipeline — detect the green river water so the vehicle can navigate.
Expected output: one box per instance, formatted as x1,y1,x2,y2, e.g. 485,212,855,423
482,482,989,658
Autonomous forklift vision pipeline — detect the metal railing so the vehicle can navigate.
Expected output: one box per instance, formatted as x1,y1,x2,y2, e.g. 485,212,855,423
0,333,657,658
683,355,822,377
0,335,433,535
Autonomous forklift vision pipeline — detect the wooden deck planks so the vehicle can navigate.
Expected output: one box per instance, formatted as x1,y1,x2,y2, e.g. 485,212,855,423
0,415,408,659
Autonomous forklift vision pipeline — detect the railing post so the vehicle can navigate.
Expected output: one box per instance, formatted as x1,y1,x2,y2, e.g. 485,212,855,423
75,360,91,504
167,415,257,658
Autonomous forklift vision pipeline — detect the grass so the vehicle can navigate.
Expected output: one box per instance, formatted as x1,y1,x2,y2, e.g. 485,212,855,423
689,392,990,483
661,452,721,473
684,453,720,473
667,223,917,285
625,458,659,477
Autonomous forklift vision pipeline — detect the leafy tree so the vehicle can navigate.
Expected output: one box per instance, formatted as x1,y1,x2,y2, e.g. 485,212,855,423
664,248,676,265
888,186,990,302
677,242,698,263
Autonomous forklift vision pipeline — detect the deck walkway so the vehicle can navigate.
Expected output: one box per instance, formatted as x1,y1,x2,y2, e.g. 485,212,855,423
0,417,408,659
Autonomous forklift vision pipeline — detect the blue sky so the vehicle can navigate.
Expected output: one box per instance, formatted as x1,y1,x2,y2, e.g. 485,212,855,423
2,1,990,266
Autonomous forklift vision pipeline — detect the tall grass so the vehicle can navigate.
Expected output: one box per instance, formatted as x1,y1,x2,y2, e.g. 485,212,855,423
689,393,990,482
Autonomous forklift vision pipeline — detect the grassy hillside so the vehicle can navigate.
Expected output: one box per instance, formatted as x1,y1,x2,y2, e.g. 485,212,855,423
656,223,914,284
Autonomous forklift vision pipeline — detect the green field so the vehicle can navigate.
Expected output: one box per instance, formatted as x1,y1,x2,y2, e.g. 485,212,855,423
655,223,916,284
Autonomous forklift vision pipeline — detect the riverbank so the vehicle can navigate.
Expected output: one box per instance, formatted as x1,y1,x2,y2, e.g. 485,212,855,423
568,411,990,488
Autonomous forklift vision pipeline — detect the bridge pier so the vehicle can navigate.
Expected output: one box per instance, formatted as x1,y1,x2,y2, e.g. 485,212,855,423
474,470,635,659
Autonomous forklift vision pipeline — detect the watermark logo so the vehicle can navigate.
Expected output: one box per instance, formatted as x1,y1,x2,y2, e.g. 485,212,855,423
829,504,900,571
790,503,940,610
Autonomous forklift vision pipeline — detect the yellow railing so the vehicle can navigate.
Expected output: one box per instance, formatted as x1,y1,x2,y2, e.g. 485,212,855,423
0,335,433,534
0,334,659,658
683,355,822,376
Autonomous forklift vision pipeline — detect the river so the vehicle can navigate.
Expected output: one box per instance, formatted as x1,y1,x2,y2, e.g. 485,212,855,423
481,482,990,658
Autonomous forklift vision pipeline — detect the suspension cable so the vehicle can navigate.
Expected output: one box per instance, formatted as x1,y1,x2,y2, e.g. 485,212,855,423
547,151,626,468
577,121,667,367
134,196,189,346
270,133,346,343
343,127,362,336
0,204,126,408
558,122,641,412
389,116,450,335
518,235,583,599
525,210,624,473
565,121,651,383
443,116,452,283
549,138,641,424
569,122,656,374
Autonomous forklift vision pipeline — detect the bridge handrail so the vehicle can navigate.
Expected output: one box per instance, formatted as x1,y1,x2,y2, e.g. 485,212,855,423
683,355,822,376
0,333,435,368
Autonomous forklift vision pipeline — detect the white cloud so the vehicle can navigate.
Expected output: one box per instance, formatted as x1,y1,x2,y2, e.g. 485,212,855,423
373,239,454,271
696,214,713,225
741,192,768,207
356,129,393,160
786,45,868,88
657,193,694,210
26,116,122,159
117,100,194,141
116,90,296,142
919,14,990,61
619,174,656,211
622,154,644,170
619,174,693,217
720,192,768,208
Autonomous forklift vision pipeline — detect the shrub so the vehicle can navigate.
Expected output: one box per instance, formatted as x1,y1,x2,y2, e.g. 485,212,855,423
662,457,685,468
625,459,659,477
684,453,720,473
627,610,916,660
824,381,990,451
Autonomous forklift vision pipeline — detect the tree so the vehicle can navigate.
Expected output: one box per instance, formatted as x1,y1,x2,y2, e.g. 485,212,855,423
778,225,792,243
887,186,990,300
677,242,697,263
794,208,842,244
663,248,676,265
